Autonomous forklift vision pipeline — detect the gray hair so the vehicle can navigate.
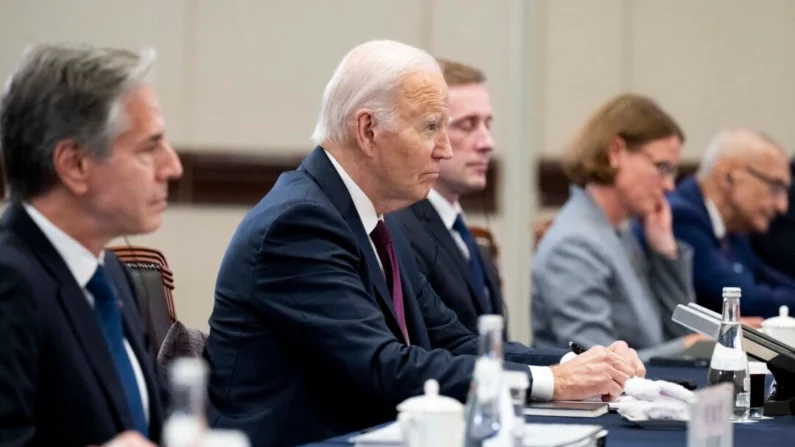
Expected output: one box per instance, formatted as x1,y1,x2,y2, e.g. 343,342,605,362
311,40,440,147
697,127,784,179
0,43,156,201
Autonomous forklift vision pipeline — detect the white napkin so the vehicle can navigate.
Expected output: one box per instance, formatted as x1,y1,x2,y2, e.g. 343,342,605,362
615,377,694,421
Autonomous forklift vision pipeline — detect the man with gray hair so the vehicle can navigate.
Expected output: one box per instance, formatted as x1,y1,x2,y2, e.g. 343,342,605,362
0,44,182,446
666,127,795,317
204,39,644,446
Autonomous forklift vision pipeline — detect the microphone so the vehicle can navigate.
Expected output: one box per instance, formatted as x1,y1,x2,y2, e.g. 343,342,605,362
672,303,795,415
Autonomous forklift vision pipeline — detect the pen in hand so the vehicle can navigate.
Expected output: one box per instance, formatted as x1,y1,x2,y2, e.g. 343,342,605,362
568,341,586,355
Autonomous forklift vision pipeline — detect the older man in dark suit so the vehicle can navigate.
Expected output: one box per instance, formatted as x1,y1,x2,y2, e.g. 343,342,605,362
0,45,183,446
203,39,644,447
666,128,794,317
392,59,506,336
751,157,795,279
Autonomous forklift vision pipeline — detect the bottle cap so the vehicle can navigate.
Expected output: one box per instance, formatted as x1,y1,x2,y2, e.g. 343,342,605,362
722,287,742,299
478,315,504,333
170,357,208,386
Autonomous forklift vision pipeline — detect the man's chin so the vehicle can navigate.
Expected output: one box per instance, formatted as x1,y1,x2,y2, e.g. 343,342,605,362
460,179,488,195
127,215,164,237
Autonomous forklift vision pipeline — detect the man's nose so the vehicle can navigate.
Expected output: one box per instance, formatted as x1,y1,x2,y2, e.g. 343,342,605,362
776,190,789,214
477,125,495,153
159,143,183,180
435,133,453,160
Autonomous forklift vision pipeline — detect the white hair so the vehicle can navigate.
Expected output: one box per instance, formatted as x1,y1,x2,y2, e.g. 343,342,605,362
311,40,441,146
697,127,784,179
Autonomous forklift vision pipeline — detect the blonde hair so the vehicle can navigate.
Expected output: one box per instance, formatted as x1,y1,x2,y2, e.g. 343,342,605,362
562,93,684,186
437,59,485,86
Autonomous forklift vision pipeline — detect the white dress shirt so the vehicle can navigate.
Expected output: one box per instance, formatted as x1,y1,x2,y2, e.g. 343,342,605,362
704,198,727,239
324,151,557,401
426,189,471,259
23,203,150,422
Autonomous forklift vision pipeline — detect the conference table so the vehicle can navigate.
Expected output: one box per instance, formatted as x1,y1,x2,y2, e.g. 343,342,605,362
302,364,795,446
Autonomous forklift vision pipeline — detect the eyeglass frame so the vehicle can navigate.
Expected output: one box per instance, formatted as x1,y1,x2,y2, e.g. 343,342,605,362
635,150,679,179
742,165,790,197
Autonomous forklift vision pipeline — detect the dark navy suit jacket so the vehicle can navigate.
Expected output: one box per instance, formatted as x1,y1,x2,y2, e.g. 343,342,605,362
392,199,506,336
667,176,795,317
203,147,564,447
0,204,166,447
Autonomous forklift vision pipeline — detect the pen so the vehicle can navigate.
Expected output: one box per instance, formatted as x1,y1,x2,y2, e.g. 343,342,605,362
568,341,586,355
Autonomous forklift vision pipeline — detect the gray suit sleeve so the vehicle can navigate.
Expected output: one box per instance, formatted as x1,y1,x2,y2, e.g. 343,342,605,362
533,239,619,349
636,338,688,362
646,240,697,339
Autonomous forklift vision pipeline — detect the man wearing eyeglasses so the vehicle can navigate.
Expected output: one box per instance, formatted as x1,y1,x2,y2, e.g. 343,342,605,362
751,157,795,279
666,127,795,318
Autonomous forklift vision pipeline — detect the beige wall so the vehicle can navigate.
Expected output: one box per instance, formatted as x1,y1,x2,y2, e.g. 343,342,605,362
2,0,794,341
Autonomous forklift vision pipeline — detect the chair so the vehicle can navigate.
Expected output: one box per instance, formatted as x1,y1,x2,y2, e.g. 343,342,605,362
468,226,502,291
469,226,500,265
110,245,208,374
109,245,177,353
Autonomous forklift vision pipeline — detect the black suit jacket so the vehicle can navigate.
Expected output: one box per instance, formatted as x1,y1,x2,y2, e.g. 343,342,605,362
203,147,565,447
0,204,166,447
392,200,506,335
751,158,795,278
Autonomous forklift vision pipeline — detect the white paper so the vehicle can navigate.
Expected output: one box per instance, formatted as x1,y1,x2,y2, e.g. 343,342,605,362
688,383,733,447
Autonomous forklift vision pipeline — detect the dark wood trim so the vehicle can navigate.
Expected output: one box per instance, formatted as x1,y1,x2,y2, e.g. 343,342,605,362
1,151,698,211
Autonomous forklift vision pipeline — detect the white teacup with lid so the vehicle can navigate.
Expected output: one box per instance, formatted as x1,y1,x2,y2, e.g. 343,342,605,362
396,379,465,447
761,305,795,348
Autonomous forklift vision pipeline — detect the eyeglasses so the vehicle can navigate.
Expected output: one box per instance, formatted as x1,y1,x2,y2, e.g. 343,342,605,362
637,151,678,179
744,166,790,197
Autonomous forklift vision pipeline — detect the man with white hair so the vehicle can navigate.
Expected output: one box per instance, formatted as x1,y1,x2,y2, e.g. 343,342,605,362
665,127,795,317
751,157,795,278
204,40,644,446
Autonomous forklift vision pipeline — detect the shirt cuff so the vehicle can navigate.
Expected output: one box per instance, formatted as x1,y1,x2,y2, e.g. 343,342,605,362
527,366,554,401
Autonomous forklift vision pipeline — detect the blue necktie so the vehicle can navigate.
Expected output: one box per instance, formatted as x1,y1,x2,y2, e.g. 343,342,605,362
86,265,149,438
452,214,492,314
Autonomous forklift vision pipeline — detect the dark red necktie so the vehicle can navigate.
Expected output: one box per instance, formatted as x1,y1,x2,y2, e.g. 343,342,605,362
370,220,410,344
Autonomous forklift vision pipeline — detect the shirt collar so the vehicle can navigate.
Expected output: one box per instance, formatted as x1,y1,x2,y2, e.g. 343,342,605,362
704,198,726,239
23,203,104,288
323,149,382,234
426,188,462,230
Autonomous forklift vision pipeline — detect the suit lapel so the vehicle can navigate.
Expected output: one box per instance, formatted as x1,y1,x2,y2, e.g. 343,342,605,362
477,244,503,315
413,201,489,314
2,205,133,430
300,147,402,333
387,216,430,348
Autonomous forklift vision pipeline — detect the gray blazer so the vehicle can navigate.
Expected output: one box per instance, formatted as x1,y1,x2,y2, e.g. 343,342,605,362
531,186,695,361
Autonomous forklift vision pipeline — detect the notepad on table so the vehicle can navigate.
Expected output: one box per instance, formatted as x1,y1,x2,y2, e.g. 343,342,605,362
523,401,609,418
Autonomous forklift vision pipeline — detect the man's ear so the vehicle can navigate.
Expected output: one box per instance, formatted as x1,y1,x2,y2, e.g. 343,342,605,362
354,109,377,157
52,139,91,196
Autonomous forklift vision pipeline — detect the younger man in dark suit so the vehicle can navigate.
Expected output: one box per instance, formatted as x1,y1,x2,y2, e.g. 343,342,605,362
392,59,505,335
0,44,183,447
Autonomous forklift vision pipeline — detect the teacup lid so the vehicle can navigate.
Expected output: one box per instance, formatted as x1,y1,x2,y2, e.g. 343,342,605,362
396,379,464,413
762,305,795,328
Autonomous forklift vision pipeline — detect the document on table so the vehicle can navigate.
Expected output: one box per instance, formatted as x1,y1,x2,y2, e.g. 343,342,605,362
348,421,606,446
